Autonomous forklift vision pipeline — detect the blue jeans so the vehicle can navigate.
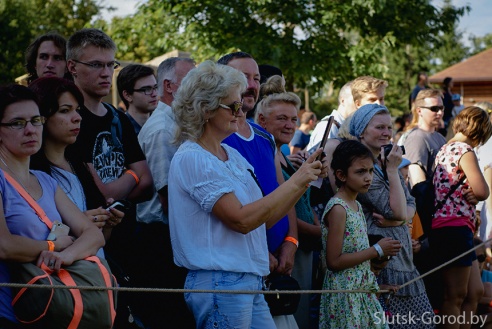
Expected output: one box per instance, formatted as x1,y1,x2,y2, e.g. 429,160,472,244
184,270,276,329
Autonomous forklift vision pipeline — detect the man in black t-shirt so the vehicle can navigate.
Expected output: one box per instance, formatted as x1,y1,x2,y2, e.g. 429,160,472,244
67,28,154,328
67,28,152,203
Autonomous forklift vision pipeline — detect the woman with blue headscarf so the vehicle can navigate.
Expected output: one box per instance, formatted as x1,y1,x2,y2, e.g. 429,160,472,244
350,104,434,328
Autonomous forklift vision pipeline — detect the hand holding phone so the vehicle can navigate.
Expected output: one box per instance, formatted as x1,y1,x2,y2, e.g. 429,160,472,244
105,199,132,213
316,116,334,161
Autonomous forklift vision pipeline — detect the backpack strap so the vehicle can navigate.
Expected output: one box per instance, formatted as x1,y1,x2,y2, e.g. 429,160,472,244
3,171,53,230
102,103,123,149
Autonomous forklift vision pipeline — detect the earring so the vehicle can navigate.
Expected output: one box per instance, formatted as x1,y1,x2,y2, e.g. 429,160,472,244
205,119,209,123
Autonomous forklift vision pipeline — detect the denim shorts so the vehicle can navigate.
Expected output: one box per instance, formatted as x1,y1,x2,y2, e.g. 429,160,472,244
429,226,477,267
184,270,276,329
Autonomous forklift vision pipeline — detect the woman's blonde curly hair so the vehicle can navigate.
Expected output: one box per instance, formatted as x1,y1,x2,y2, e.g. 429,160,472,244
172,60,247,144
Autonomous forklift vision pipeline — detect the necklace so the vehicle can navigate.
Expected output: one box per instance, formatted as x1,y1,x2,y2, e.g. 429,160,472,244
0,155,32,195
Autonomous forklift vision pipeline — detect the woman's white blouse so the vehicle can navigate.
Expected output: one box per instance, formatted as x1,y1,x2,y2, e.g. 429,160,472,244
168,141,269,276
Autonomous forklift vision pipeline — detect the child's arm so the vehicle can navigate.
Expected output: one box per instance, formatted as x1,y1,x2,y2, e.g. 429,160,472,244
325,205,401,271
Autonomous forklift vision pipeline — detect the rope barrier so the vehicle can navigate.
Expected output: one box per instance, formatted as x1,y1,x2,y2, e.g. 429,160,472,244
1,237,490,296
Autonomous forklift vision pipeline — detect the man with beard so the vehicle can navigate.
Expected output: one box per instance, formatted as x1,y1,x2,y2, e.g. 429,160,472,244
218,52,300,327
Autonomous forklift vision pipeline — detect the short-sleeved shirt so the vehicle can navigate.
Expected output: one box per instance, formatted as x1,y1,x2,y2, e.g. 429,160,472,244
290,130,310,150
137,101,177,224
0,170,61,322
73,104,146,184
433,141,475,231
168,141,268,276
223,122,288,253
400,128,446,177
306,110,344,151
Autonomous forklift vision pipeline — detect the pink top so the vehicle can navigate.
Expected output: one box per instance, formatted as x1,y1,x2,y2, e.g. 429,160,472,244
432,141,475,231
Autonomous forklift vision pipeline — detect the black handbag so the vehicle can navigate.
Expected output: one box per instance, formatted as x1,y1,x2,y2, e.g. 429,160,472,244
264,275,301,316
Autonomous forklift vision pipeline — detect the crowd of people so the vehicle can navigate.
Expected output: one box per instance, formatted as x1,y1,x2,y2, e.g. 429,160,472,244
1,27,492,329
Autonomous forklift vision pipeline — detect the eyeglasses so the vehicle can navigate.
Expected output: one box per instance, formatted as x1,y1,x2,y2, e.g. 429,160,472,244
73,59,120,70
132,85,158,95
477,254,487,263
420,105,444,112
0,116,46,129
219,100,243,116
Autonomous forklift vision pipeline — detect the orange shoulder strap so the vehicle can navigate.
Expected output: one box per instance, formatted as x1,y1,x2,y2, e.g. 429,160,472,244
3,170,53,230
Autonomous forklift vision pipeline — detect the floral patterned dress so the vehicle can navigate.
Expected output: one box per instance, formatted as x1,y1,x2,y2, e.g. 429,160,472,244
319,198,387,329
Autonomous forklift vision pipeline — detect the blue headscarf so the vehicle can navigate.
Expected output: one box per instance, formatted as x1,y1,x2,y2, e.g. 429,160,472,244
349,104,390,139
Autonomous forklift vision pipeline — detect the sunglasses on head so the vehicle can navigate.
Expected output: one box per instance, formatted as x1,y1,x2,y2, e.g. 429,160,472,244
420,105,444,112
219,100,243,116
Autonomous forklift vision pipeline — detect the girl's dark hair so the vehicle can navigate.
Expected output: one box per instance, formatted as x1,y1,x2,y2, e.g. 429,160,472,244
0,84,39,121
28,77,84,119
331,140,375,187
25,32,68,84
28,78,106,209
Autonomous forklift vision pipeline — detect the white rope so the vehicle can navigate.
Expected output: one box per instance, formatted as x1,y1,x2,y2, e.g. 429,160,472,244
1,237,489,296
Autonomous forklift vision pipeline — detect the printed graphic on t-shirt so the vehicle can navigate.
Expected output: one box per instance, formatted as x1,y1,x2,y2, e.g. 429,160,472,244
92,131,125,183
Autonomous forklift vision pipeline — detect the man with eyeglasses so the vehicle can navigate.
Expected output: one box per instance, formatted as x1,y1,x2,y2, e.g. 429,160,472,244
67,28,153,328
136,56,196,328
116,64,158,135
399,88,447,188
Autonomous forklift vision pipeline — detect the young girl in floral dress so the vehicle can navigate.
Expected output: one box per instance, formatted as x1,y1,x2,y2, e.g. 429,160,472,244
320,140,401,329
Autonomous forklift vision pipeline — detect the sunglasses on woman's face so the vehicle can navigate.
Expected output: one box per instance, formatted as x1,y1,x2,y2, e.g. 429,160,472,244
219,100,243,116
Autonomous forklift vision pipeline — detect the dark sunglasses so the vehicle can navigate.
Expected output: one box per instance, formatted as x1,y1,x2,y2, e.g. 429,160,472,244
219,100,243,115
477,254,487,263
420,105,444,112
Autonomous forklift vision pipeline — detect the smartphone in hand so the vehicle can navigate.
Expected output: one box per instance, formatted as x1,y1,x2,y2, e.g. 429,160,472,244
106,200,132,213
316,116,334,161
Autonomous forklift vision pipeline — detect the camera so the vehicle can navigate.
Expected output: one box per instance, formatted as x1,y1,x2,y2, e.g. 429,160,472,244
382,144,405,158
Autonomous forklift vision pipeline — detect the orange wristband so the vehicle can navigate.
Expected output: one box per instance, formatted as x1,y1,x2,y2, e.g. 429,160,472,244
284,236,299,248
125,169,139,185
47,240,55,252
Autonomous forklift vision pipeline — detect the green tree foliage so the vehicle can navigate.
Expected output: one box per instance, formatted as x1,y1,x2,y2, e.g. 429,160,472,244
118,0,468,116
0,0,104,83
469,33,492,55
95,5,178,64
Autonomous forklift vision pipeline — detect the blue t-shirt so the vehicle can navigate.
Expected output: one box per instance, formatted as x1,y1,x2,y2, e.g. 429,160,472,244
223,122,289,253
0,170,61,322
290,130,310,150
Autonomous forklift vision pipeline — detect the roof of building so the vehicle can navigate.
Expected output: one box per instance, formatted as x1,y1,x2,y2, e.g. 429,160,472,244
429,48,492,83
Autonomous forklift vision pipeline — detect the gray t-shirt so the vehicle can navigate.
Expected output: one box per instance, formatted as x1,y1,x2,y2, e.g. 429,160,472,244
400,128,446,177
